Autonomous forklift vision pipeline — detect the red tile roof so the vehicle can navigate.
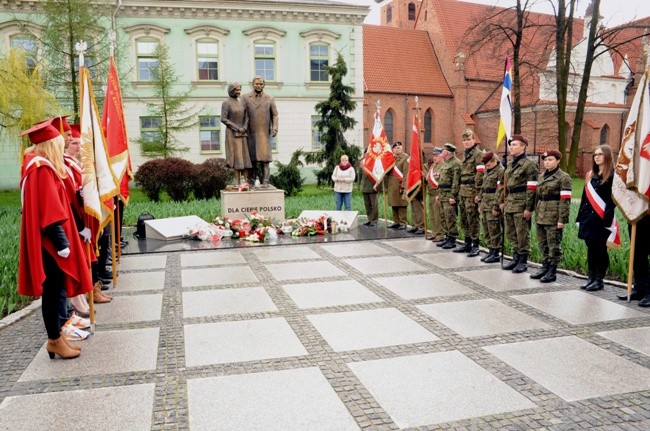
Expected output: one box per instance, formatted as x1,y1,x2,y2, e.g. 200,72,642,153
607,17,650,75
363,24,453,96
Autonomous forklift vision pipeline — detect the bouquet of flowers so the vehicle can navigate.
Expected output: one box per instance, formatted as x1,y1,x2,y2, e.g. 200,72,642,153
214,211,280,242
185,222,223,242
284,215,332,237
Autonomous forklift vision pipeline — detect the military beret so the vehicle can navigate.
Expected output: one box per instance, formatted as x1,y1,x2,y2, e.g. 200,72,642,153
542,149,562,160
443,143,456,152
462,128,474,139
432,146,443,155
481,151,495,164
392,141,403,148
510,134,528,146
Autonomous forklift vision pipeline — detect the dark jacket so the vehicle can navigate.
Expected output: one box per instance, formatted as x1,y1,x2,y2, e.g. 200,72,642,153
577,171,615,241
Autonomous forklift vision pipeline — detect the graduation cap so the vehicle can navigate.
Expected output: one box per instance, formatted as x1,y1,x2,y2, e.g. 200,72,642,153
50,115,72,134
19,119,61,144
70,124,81,138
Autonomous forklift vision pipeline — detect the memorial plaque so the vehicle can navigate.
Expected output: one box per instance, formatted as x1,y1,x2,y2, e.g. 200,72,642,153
145,215,211,241
221,189,285,222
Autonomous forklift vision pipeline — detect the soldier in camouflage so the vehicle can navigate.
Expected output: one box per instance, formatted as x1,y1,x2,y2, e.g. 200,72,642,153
436,143,461,249
530,150,572,282
387,142,409,229
427,148,444,241
499,134,538,273
454,129,485,257
478,151,504,263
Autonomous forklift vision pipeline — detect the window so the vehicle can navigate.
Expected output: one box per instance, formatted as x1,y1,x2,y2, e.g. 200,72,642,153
140,116,162,154
255,42,276,81
136,38,159,81
600,124,609,146
199,116,221,152
385,110,394,145
10,34,38,72
312,115,324,150
197,40,218,80
408,2,416,20
387,5,392,23
424,109,433,143
309,43,329,82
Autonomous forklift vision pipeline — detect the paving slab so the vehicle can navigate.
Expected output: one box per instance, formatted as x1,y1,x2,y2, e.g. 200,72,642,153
374,273,475,299
117,270,165,292
19,328,160,381
512,290,647,324
458,268,554,291
181,265,259,287
307,308,438,352
187,368,358,431
342,255,426,275
384,238,444,253
596,326,650,356
251,245,322,261
184,318,308,367
418,298,552,337
282,280,384,309
182,287,278,318
180,250,246,267
265,261,346,281
484,335,650,401
348,351,537,428
417,252,491,269
0,384,154,431
95,294,163,324
320,241,391,257
117,254,167,271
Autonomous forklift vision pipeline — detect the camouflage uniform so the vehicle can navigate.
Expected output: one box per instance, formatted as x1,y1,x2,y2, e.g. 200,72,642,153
535,167,572,266
458,145,485,247
388,152,409,227
479,162,504,251
501,153,538,262
438,155,461,240
359,170,379,224
427,161,444,240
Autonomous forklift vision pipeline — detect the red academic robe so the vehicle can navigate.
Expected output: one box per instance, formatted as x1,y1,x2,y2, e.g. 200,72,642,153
18,153,93,298
63,155,96,263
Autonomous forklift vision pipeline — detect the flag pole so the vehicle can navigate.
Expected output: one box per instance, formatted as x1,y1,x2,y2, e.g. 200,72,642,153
627,223,637,302
415,97,428,240
497,56,512,268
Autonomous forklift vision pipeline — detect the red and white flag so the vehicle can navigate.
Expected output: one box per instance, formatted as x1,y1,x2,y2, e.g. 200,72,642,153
102,56,132,204
79,66,119,246
404,114,422,202
585,180,621,248
362,108,395,184
427,166,438,189
612,69,649,222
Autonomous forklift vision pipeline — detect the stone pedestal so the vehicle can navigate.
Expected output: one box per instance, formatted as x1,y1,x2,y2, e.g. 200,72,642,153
221,189,285,222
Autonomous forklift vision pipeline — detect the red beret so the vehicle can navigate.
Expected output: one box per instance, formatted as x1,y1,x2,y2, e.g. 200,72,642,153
50,116,71,133
70,124,81,138
20,120,62,144
542,149,562,160
481,151,495,164
510,134,528,146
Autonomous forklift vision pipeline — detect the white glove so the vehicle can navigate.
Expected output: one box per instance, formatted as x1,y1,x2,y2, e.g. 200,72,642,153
57,247,71,258
79,227,92,243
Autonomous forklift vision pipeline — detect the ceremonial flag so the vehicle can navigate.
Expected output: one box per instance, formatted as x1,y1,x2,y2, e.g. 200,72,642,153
612,70,649,222
362,108,396,184
404,114,422,202
636,70,650,199
79,66,119,245
496,56,512,148
102,56,132,204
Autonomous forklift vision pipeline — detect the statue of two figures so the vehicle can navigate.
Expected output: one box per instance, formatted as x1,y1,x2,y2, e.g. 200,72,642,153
221,76,279,188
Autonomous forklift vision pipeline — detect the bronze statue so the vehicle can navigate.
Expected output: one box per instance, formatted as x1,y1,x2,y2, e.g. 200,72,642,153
242,76,279,188
221,82,252,184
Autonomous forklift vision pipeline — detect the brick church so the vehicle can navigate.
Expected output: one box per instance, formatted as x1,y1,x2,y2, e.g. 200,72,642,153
363,0,650,176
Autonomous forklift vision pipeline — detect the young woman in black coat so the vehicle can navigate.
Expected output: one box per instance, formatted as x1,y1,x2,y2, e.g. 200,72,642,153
576,145,616,291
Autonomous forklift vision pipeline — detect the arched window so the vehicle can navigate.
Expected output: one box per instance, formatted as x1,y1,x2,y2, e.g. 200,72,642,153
408,2,416,20
387,5,393,23
385,110,394,144
600,124,609,146
424,109,433,143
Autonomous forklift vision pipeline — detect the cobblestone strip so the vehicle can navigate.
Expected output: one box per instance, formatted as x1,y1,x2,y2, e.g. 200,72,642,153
150,253,189,431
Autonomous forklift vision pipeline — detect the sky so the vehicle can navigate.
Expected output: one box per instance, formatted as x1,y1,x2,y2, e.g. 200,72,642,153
346,0,650,27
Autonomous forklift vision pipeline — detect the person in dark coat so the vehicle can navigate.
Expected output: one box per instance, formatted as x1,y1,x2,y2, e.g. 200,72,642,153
576,144,616,291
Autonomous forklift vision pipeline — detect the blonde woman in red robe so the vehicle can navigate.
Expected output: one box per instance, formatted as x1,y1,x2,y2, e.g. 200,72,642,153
18,120,93,359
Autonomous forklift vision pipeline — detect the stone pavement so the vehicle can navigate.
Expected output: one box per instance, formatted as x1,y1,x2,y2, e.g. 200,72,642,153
0,234,649,430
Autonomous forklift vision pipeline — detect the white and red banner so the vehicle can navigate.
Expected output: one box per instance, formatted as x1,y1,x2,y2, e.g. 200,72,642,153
585,180,621,248
427,166,438,189
363,108,396,184
404,114,422,202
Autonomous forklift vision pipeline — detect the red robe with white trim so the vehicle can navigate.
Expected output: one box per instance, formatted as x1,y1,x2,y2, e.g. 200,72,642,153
18,153,93,298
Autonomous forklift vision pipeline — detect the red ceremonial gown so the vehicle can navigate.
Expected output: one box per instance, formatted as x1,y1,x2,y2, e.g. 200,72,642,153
18,153,93,298
63,155,96,263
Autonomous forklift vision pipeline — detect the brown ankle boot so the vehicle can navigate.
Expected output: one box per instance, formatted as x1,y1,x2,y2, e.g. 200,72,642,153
47,337,81,359
61,333,81,351
89,281,111,303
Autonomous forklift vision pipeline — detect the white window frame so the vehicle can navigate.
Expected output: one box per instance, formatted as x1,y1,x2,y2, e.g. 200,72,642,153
199,115,221,153
123,24,169,84
243,26,286,89
184,25,229,85
299,29,340,88
0,20,43,71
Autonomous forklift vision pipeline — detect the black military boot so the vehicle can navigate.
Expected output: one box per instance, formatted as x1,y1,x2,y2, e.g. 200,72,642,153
480,248,493,262
435,236,449,247
540,265,557,283
502,253,519,270
453,238,471,253
484,249,501,263
512,254,528,273
530,261,549,280
467,240,480,257
585,273,604,291
580,271,595,289
442,237,457,249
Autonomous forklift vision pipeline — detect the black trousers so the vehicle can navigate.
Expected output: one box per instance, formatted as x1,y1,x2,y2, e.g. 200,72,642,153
631,215,650,294
42,251,65,340
585,238,609,279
